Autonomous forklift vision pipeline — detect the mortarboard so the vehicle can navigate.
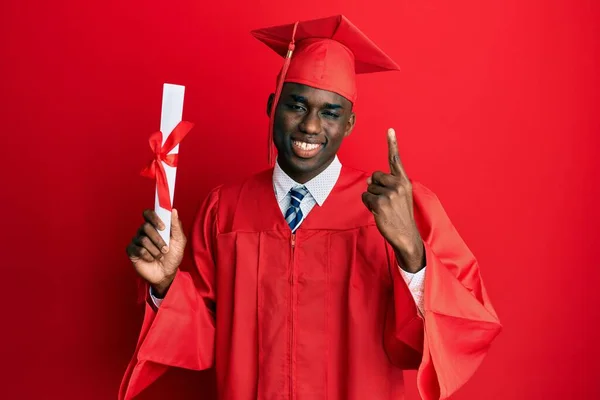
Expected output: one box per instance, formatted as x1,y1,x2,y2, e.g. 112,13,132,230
251,15,400,165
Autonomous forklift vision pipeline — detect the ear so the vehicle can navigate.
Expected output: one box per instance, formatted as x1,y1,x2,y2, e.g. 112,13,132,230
344,112,356,137
266,93,275,117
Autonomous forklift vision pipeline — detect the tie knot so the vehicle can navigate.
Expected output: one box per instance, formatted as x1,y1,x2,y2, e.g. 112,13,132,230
289,186,308,207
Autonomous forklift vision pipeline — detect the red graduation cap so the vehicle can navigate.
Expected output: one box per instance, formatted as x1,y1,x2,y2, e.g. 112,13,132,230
251,15,400,165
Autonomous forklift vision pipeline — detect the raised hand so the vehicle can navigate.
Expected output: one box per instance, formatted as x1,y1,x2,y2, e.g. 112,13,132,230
361,128,425,273
126,209,187,296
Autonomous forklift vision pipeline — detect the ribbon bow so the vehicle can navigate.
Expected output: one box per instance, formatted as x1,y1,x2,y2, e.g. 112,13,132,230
140,120,194,211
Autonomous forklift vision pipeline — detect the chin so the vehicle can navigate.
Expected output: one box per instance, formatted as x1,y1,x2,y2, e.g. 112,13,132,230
294,157,328,173
280,153,316,170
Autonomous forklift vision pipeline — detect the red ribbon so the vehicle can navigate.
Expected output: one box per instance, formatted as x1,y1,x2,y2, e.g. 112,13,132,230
140,120,194,211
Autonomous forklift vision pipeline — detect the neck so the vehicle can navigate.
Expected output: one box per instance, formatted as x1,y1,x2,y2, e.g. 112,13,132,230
278,157,335,184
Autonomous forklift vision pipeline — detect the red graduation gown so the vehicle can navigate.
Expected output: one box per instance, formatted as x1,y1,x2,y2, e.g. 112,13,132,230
119,166,501,400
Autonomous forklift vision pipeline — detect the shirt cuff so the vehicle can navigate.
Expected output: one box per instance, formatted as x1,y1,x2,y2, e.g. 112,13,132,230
398,266,426,315
149,286,164,308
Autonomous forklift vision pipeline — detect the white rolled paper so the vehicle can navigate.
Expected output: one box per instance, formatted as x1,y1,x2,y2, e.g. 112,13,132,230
155,83,185,246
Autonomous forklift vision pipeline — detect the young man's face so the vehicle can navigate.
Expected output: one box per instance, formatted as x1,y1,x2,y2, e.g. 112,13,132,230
269,83,356,183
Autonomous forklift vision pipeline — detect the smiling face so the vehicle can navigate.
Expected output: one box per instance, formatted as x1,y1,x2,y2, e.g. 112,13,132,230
268,83,356,183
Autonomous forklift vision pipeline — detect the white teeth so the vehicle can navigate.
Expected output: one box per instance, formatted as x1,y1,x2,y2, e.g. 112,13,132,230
293,141,320,151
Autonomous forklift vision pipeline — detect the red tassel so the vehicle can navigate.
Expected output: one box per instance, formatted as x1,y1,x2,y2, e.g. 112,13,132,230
267,21,299,166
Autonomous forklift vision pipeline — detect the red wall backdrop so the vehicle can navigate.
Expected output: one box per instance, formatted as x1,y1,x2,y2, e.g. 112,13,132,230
1,0,598,399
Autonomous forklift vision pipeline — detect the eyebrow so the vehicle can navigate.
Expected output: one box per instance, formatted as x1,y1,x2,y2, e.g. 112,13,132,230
290,94,308,104
289,94,344,110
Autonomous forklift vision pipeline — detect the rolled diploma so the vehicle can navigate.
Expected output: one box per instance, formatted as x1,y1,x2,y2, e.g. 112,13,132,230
155,83,185,246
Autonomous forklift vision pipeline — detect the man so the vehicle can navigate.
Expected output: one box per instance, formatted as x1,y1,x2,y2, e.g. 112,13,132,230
120,15,501,400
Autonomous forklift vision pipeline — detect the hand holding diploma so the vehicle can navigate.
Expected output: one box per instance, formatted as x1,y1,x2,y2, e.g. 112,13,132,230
126,83,193,297
126,209,187,297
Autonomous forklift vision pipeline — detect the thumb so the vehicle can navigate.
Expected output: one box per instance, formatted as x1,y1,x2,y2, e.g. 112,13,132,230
170,209,185,240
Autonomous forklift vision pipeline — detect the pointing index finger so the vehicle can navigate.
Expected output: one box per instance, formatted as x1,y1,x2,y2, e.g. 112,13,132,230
387,128,408,179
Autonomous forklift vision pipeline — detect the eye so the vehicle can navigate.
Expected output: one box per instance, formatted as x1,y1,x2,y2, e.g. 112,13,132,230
286,104,306,112
322,110,340,119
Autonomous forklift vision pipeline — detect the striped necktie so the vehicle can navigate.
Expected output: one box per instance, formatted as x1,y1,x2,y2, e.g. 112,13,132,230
285,186,308,232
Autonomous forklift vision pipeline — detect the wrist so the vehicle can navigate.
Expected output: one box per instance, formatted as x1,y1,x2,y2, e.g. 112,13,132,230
151,274,176,298
394,238,425,273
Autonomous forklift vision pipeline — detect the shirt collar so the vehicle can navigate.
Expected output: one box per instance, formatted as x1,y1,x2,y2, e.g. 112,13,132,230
273,156,342,206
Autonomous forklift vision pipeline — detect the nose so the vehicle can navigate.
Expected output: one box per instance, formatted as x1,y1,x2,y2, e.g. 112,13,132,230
299,111,321,135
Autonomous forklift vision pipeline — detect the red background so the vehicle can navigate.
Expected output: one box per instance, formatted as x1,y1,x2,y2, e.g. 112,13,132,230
1,0,598,399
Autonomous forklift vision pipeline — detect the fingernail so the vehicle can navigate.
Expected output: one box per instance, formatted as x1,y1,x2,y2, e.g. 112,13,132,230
159,224,165,231
161,246,169,254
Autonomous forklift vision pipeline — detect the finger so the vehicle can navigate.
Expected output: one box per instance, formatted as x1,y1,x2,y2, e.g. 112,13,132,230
170,209,185,241
367,183,393,196
142,222,168,254
361,192,379,214
371,171,400,189
126,242,139,259
134,235,163,260
137,247,157,263
143,209,166,231
387,128,408,179
127,242,155,263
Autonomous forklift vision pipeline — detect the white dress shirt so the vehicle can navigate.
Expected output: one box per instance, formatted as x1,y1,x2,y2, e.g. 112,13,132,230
152,156,425,313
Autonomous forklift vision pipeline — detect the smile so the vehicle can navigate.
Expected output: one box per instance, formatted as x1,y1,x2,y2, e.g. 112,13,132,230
293,140,321,150
291,140,323,158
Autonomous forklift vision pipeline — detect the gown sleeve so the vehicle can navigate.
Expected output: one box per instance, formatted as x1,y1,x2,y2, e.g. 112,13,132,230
384,182,502,399
119,187,221,400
